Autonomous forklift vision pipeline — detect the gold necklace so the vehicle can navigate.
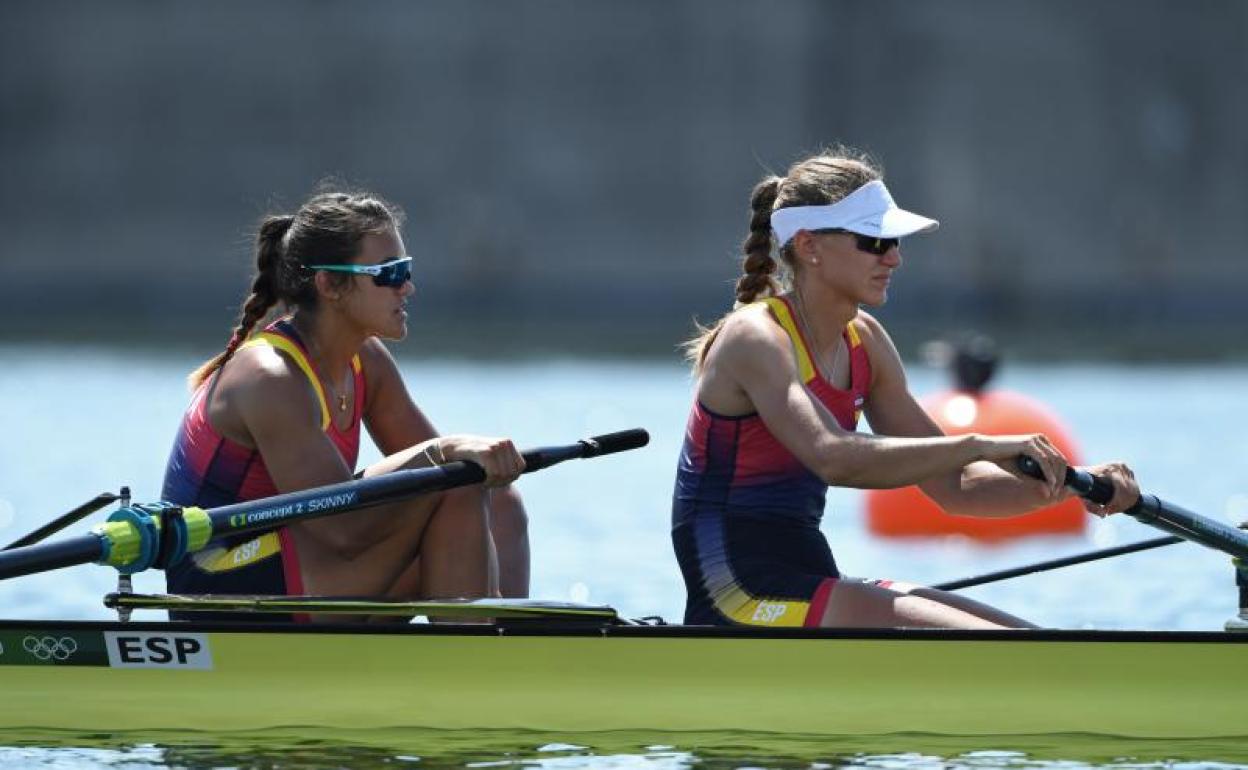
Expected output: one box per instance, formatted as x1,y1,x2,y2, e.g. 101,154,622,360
793,288,842,383
328,370,351,412
299,325,351,412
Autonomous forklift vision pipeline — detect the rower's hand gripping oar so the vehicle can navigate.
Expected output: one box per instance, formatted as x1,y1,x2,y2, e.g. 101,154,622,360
1017,456,1248,560
0,428,650,581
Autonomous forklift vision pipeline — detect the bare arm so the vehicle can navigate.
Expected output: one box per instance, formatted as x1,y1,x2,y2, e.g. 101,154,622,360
358,338,441,473
856,314,1058,517
359,339,524,484
704,308,1068,496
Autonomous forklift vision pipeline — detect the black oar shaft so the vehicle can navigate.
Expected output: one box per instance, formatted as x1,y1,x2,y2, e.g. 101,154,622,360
1129,493,1248,560
934,534,1184,591
0,535,104,580
207,464,476,537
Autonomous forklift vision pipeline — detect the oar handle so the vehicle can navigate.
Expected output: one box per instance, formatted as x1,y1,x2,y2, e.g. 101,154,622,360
520,428,649,473
1015,455,1248,560
1015,456,1116,504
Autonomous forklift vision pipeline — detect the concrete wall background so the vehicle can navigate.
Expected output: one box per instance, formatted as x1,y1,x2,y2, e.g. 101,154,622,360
1,1,1245,358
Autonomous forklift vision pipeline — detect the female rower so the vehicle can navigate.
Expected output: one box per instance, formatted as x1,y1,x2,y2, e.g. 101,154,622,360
162,190,529,620
672,149,1139,629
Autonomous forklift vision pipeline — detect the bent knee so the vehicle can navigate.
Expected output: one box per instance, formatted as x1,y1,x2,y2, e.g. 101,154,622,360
488,487,528,537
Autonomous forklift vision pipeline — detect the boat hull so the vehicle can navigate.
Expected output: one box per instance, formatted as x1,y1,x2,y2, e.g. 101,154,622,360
1,620,1244,738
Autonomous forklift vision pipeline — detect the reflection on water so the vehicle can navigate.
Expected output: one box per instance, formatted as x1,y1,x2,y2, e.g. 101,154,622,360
3,729,1248,769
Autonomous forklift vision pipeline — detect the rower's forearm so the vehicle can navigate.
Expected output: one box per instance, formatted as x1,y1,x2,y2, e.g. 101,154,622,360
936,462,1054,518
817,433,983,489
361,440,438,478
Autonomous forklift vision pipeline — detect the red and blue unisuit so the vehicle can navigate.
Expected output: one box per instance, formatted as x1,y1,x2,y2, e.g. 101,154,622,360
161,318,364,620
671,297,872,627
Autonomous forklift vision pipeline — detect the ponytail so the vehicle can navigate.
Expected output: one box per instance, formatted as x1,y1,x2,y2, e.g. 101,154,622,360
187,214,293,389
681,176,783,371
734,176,782,305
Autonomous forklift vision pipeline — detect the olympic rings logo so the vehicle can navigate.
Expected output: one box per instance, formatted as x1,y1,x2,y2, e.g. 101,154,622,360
22,635,78,661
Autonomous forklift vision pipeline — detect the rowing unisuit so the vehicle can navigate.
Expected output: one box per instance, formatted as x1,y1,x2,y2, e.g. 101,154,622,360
161,318,364,620
671,297,872,627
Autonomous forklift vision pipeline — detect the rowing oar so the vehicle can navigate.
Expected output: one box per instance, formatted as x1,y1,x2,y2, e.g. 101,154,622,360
0,428,649,581
936,460,1248,590
1011,457,1248,560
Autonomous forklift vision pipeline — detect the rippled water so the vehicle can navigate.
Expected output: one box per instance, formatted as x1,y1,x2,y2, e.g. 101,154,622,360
2,728,1248,763
1,346,1247,768
3,729,1248,770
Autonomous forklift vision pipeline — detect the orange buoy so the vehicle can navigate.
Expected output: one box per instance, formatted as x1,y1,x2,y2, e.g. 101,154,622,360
864,337,1087,540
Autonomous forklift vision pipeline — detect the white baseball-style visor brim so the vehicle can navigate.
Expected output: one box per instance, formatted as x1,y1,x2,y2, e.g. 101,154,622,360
770,180,939,246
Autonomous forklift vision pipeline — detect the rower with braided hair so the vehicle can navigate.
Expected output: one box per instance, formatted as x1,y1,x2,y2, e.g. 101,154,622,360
672,148,1139,629
163,189,530,621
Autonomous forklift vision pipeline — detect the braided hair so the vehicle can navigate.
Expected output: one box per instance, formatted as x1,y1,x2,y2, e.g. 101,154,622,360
188,190,403,389
683,147,882,371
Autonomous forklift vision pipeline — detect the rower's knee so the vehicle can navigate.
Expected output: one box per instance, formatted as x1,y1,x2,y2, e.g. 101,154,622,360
436,486,490,531
488,486,528,543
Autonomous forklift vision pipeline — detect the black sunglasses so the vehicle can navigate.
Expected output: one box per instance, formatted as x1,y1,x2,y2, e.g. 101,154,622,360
304,256,413,288
813,229,899,256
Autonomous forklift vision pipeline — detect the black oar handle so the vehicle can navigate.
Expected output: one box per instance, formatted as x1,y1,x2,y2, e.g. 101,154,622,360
522,428,649,472
1016,456,1115,504
1016,454,1248,560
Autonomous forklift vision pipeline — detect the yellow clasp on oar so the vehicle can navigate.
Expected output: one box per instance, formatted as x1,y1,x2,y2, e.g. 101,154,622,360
92,504,212,574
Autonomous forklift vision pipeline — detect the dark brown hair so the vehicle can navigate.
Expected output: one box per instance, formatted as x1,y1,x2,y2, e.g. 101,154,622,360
188,190,403,388
683,147,882,370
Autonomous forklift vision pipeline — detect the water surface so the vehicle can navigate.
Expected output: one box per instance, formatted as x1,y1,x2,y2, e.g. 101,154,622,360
1,347,1246,768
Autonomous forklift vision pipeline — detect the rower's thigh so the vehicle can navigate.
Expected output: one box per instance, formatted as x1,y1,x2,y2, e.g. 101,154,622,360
820,579,1023,630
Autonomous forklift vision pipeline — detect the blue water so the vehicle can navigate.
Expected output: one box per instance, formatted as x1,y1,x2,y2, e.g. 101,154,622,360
1,346,1247,767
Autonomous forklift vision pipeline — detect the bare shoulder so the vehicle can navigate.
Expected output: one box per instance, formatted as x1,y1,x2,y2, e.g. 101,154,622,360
221,343,319,418
358,336,404,398
850,310,890,347
701,303,798,411
852,311,902,361
716,303,791,360
851,310,907,391
359,336,398,369
358,336,402,380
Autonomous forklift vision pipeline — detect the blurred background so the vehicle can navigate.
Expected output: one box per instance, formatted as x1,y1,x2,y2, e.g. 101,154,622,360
1,1,1246,631
2,0,1245,357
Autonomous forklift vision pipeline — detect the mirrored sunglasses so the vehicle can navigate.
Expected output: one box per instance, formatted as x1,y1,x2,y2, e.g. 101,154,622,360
305,256,413,288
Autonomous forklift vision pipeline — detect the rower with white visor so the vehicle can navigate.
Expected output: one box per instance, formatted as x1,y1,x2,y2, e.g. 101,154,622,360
672,147,1139,629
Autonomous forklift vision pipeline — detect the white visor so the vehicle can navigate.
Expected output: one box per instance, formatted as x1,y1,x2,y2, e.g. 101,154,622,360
769,180,939,246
